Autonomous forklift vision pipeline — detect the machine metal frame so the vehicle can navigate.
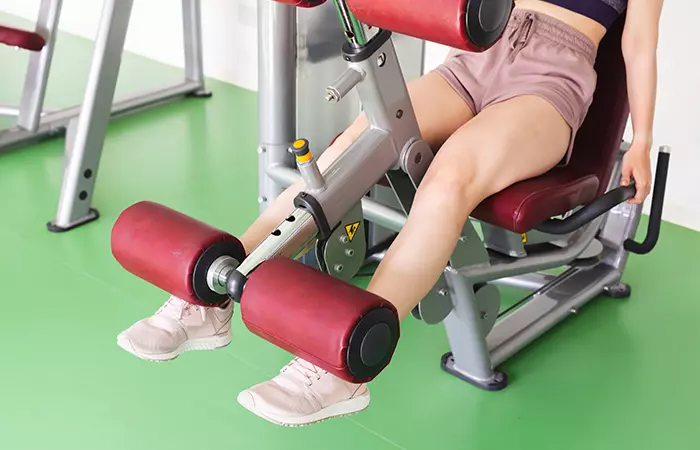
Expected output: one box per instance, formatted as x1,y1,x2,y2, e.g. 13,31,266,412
0,0,210,231
111,0,669,389
247,0,669,390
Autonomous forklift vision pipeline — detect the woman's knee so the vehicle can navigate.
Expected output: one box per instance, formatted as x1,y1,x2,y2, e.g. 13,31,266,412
415,164,485,215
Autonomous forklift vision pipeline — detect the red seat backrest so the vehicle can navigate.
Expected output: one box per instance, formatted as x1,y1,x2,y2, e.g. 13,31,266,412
568,16,629,198
0,25,46,51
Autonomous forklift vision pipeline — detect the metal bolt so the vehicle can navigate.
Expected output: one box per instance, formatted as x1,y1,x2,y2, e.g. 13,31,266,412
481,312,489,320
257,197,267,204
334,264,344,273
340,235,349,244
438,289,448,296
325,91,339,103
345,249,355,257
570,308,579,315
257,147,266,154
377,53,386,67
396,110,404,119
459,236,467,242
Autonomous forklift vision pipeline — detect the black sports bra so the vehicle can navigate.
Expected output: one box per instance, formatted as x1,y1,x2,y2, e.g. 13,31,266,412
542,0,627,28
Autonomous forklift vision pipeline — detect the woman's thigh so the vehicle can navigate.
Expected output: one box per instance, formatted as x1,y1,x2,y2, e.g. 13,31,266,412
419,94,572,202
318,71,474,169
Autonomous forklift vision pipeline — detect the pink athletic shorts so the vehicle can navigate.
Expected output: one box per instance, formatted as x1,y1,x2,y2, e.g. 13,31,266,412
434,9,599,164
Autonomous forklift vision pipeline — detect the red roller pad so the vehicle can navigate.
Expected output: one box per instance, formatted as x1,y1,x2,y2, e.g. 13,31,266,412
111,201,245,306
0,26,46,51
273,0,327,7
241,258,399,383
348,0,480,51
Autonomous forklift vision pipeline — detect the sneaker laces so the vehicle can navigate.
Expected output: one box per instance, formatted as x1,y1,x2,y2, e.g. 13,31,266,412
156,296,207,322
281,358,327,387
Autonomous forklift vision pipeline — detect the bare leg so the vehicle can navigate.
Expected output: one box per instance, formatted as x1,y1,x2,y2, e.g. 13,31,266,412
118,73,472,363
236,95,575,427
368,95,572,319
238,72,474,253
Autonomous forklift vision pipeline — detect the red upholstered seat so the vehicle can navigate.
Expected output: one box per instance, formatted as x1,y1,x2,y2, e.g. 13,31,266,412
472,16,629,233
0,25,46,51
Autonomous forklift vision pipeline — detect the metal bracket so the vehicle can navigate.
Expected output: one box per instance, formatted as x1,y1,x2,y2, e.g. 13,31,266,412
400,138,433,187
416,274,453,324
473,283,500,337
319,202,366,282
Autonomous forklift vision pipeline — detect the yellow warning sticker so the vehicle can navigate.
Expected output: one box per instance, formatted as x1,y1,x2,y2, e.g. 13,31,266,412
521,233,527,243
345,222,361,242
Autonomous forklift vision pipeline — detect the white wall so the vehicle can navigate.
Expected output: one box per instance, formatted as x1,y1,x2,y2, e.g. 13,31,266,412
3,1,698,231
1,0,260,91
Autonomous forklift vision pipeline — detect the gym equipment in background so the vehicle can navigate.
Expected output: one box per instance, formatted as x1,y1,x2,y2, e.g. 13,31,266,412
0,0,210,231
111,0,671,388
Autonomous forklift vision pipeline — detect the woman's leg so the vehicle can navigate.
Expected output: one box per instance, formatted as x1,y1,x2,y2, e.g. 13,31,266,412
368,95,571,319
237,71,475,253
117,71,474,362
237,94,573,426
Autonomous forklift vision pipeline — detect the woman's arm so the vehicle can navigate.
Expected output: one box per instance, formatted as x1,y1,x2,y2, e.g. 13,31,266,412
620,0,664,204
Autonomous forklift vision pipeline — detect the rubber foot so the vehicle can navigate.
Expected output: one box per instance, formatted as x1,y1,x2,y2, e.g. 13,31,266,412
187,90,213,99
46,208,100,233
603,283,632,299
441,352,508,391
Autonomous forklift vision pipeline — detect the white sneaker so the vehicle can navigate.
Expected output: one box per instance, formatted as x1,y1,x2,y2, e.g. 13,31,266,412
237,358,370,426
117,296,233,361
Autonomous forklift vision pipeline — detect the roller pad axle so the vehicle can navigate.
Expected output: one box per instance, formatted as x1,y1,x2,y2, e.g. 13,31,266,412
241,258,400,383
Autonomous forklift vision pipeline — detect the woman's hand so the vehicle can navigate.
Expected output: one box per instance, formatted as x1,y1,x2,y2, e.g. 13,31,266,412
620,140,652,204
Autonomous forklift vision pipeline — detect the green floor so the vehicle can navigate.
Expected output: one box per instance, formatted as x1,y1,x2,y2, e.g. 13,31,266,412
1,14,699,450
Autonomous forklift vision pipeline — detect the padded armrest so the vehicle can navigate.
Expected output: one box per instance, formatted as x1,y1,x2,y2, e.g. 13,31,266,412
0,25,46,51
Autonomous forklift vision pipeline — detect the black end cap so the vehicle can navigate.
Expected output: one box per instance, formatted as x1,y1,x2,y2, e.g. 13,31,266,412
466,0,512,49
347,307,399,380
226,270,248,303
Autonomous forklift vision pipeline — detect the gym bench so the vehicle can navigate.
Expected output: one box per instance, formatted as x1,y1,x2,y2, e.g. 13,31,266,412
110,0,670,388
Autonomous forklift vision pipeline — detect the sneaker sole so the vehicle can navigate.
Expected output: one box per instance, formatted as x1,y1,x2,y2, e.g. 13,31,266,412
117,331,232,362
237,392,370,427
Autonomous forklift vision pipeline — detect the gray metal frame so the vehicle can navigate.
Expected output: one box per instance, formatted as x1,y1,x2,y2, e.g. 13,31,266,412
256,0,424,214
0,0,62,131
47,0,210,230
1,0,209,230
244,0,660,390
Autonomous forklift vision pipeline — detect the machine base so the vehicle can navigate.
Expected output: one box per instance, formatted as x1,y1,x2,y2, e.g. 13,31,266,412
186,90,213,99
441,352,508,391
46,208,100,233
603,282,632,299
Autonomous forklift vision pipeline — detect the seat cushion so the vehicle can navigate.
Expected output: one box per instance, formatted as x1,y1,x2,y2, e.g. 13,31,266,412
0,26,46,51
472,168,600,234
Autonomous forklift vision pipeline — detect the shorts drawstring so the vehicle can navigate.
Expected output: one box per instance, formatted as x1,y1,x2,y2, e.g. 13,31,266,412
508,12,536,62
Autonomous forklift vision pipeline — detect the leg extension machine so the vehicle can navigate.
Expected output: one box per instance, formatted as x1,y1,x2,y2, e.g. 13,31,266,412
110,0,670,389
